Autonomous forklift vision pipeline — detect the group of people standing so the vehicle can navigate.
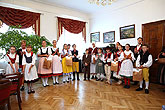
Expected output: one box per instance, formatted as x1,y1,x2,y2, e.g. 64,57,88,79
4,37,165,94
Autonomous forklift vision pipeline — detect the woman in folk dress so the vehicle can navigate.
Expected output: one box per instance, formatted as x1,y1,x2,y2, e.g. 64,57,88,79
22,45,38,94
119,44,135,89
5,46,19,74
61,44,73,83
51,40,63,85
37,40,52,87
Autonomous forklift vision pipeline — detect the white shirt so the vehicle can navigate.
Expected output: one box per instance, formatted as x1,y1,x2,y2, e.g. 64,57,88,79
120,50,135,61
22,52,36,65
61,49,71,56
117,51,124,62
5,53,19,63
136,54,153,68
137,44,142,51
104,53,113,63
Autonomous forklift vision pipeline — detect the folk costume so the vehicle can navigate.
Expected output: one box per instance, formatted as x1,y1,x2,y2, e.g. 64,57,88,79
90,47,98,79
71,49,80,80
134,44,142,59
61,49,73,83
95,53,105,81
104,47,113,84
119,50,135,88
136,50,153,93
51,47,63,85
5,53,19,74
37,47,52,87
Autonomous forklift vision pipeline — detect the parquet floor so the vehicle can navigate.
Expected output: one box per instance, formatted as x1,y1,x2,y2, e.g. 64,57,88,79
9,73,165,110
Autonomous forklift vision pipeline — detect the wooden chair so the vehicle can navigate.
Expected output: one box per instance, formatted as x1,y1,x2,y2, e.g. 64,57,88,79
0,79,12,110
4,72,24,110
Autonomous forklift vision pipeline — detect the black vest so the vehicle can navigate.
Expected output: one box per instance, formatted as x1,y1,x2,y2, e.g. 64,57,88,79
51,48,58,55
24,53,33,63
40,48,48,55
139,51,151,65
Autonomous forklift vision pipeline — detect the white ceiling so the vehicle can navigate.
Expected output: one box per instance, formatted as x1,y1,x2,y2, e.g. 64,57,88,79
30,0,122,14
29,0,145,14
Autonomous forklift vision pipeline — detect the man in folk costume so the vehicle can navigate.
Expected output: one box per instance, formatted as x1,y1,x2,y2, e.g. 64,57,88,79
104,46,113,84
82,49,91,81
119,44,135,89
5,46,19,74
51,40,63,85
90,43,98,79
71,44,80,81
134,37,143,59
113,44,124,85
67,44,72,80
61,44,73,83
22,45,38,94
17,40,26,91
37,40,52,87
95,48,105,81
136,44,153,94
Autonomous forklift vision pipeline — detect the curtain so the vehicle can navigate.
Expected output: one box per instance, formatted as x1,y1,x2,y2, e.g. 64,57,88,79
57,17,86,42
0,6,40,36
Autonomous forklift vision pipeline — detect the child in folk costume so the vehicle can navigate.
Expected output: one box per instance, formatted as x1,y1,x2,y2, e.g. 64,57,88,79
136,44,153,94
113,44,124,85
17,40,26,91
5,46,19,74
119,44,135,89
90,43,98,79
95,48,105,81
37,40,52,87
51,40,63,85
22,45,38,94
61,44,73,83
71,44,80,81
82,49,91,80
104,46,113,84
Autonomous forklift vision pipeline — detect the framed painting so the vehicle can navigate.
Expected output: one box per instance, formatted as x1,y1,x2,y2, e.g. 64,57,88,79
103,31,115,43
90,32,100,43
120,24,135,39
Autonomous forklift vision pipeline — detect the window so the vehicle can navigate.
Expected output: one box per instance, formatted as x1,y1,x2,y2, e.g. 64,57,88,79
57,29,87,59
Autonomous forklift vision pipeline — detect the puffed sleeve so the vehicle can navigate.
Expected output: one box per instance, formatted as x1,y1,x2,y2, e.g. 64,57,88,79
22,55,26,65
100,54,104,61
136,55,141,67
47,47,51,55
31,54,36,65
15,55,19,63
118,52,124,61
37,48,41,55
4,55,10,62
143,55,153,68
131,51,135,61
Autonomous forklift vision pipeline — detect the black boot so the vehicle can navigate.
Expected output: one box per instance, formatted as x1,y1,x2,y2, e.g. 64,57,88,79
72,72,75,81
91,75,94,79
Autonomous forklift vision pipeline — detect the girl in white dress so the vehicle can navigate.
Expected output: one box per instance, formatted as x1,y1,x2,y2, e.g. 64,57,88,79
5,46,19,74
22,45,38,94
119,44,135,89
51,40,63,85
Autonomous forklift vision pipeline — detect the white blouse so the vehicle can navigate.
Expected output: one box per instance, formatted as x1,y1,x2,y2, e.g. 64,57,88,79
120,50,135,61
37,47,51,55
96,53,104,61
22,52,36,65
5,53,19,63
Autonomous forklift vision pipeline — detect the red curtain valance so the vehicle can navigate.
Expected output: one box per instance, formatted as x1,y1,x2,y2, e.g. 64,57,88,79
57,17,86,42
0,6,40,36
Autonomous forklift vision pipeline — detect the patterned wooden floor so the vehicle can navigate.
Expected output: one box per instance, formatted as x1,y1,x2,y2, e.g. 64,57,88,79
9,73,165,110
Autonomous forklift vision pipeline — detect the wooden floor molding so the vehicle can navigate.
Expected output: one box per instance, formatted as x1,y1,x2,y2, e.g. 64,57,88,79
8,73,165,110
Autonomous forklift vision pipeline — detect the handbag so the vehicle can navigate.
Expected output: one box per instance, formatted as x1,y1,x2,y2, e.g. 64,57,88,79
66,57,72,66
111,61,118,72
133,68,143,81
43,58,52,69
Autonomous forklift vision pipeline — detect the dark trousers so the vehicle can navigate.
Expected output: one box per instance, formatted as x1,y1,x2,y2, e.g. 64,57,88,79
84,66,90,80
73,72,79,80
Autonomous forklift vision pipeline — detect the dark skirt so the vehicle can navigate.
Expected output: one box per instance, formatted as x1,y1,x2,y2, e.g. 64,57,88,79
158,64,165,85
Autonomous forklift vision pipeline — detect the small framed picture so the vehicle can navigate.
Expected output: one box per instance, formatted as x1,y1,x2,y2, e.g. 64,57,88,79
90,32,100,43
103,31,115,43
120,24,135,39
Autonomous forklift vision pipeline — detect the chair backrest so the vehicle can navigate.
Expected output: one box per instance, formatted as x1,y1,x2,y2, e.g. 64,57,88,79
0,80,11,102
4,72,23,92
